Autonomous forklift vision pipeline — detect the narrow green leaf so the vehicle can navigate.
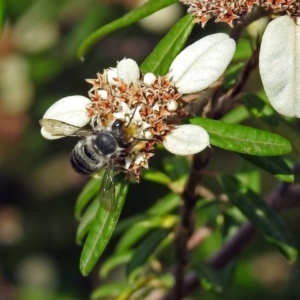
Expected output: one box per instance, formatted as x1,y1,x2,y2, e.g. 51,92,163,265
115,275,156,299
127,228,171,276
115,217,164,254
78,0,178,58
74,173,104,219
114,214,146,236
193,261,236,293
219,174,297,262
0,0,6,35
147,193,180,216
164,155,190,180
114,193,179,237
100,251,133,279
232,38,252,62
242,93,280,126
236,162,261,193
242,93,300,164
223,63,245,91
238,153,294,182
80,175,129,276
140,14,194,75
189,117,292,156
221,105,250,124
91,283,127,300
76,197,99,244
142,169,171,184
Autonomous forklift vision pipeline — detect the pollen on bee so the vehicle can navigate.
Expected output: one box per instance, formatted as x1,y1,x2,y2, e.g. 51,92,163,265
131,141,147,152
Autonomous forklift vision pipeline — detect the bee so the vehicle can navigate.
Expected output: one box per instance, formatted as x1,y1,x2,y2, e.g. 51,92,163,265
39,117,136,211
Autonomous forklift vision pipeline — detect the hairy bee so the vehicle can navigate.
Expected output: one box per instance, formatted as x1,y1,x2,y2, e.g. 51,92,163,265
40,117,136,210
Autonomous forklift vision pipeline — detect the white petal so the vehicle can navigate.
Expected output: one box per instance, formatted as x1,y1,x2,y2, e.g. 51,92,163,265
113,112,126,119
116,58,140,84
107,68,118,84
143,72,157,86
125,154,134,169
169,33,236,94
163,125,209,155
144,130,153,139
259,16,300,117
41,95,91,139
132,105,142,121
167,100,178,112
121,102,131,113
98,89,108,99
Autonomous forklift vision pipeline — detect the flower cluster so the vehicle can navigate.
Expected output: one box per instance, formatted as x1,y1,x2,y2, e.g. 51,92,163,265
84,60,183,179
40,33,236,181
262,0,300,16
180,0,299,27
180,0,260,27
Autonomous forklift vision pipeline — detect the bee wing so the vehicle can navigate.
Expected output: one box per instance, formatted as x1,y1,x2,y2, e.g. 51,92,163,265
40,119,91,137
99,168,116,212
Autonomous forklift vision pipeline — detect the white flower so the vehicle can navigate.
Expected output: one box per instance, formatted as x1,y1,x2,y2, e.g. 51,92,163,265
168,33,236,94
107,68,118,84
259,16,300,117
116,58,140,84
41,34,235,158
40,95,91,139
143,73,157,86
163,124,210,155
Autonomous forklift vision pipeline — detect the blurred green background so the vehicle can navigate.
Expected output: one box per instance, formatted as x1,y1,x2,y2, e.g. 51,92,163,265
1,1,185,299
1,1,300,300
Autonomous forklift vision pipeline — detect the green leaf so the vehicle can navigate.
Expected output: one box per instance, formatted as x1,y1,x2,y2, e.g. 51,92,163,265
164,155,190,180
78,0,178,59
0,0,6,35
219,174,297,262
193,261,236,293
242,93,300,164
232,38,252,62
79,175,129,276
63,5,115,60
74,174,104,219
220,105,250,124
115,217,164,254
91,283,127,300
223,63,245,91
238,153,294,182
140,14,194,75
143,169,171,184
189,117,292,156
114,214,146,236
236,162,261,193
100,251,133,279
114,193,179,236
147,193,180,216
242,93,280,127
76,197,99,244
127,228,171,275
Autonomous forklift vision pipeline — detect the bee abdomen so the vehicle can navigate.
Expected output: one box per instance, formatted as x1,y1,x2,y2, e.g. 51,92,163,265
71,140,106,174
